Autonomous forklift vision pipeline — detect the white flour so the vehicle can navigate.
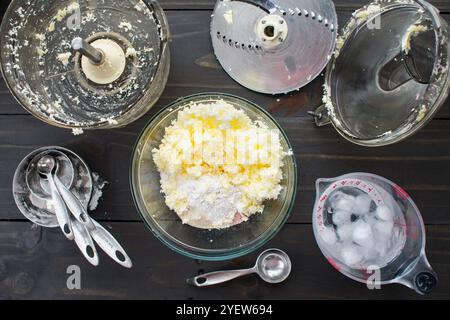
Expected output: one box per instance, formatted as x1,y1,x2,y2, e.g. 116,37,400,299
88,172,108,211
162,174,244,229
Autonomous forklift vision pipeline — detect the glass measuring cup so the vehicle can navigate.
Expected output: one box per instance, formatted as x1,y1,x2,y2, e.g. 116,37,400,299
312,173,437,294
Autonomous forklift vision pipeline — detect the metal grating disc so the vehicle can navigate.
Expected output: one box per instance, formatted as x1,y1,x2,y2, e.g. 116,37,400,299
211,0,337,94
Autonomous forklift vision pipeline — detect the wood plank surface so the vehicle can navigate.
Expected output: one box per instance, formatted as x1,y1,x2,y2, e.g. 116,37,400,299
1,115,450,225
0,222,449,300
1,0,450,300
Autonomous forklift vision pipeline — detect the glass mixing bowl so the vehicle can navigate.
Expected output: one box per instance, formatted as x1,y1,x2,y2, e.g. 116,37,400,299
130,93,297,261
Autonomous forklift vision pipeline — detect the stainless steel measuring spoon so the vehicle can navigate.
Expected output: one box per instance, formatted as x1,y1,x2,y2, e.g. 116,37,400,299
37,155,74,240
72,219,99,266
187,249,291,287
89,220,133,269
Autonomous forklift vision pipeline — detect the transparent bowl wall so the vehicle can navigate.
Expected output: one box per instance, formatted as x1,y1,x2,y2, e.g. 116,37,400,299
0,0,170,129
131,93,298,261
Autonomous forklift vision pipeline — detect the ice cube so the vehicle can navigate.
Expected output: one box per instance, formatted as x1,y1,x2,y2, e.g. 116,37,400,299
362,210,377,225
376,205,393,221
353,194,372,215
374,241,388,257
331,192,355,212
360,245,378,263
319,227,337,246
337,223,356,243
332,210,352,226
374,220,394,239
341,245,363,267
352,221,374,248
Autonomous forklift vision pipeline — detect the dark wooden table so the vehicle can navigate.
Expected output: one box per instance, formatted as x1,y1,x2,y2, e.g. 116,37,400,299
1,0,450,300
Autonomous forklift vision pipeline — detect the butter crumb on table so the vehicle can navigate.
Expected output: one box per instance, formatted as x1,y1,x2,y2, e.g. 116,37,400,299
57,52,72,66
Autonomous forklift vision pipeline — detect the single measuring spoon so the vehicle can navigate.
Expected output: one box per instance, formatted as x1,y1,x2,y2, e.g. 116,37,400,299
187,249,291,287
38,156,74,240
89,220,133,269
72,219,99,266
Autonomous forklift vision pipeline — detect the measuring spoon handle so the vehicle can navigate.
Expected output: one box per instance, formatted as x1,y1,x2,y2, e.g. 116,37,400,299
54,176,96,230
48,174,74,240
187,268,256,287
89,220,132,268
72,220,99,266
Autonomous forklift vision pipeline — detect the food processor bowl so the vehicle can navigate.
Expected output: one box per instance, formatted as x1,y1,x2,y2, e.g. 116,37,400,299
130,93,297,261
0,0,170,130
316,0,450,146
313,173,437,294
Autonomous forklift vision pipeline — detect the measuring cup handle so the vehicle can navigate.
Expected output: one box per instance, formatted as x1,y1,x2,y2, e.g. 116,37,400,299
48,175,74,240
398,254,438,295
54,176,96,230
414,271,437,295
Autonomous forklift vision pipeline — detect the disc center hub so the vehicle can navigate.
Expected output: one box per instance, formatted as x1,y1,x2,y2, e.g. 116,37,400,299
257,15,288,47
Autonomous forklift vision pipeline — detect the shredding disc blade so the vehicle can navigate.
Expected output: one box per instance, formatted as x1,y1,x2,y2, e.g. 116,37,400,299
211,0,337,94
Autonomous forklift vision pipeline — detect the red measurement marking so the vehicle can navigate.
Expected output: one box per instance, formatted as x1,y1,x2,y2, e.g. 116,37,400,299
393,219,419,240
393,184,410,200
405,224,420,241
393,218,407,228
327,258,341,271
360,264,370,279
320,194,328,202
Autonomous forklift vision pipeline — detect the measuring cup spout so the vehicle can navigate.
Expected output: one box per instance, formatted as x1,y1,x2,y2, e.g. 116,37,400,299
396,254,437,295
315,178,331,196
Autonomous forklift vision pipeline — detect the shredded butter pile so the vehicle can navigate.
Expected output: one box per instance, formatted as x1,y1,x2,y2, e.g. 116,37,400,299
152,100,290,229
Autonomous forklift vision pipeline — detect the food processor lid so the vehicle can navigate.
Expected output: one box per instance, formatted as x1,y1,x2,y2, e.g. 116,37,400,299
210,0,337,94
0,0,169,128
324,0,450,145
